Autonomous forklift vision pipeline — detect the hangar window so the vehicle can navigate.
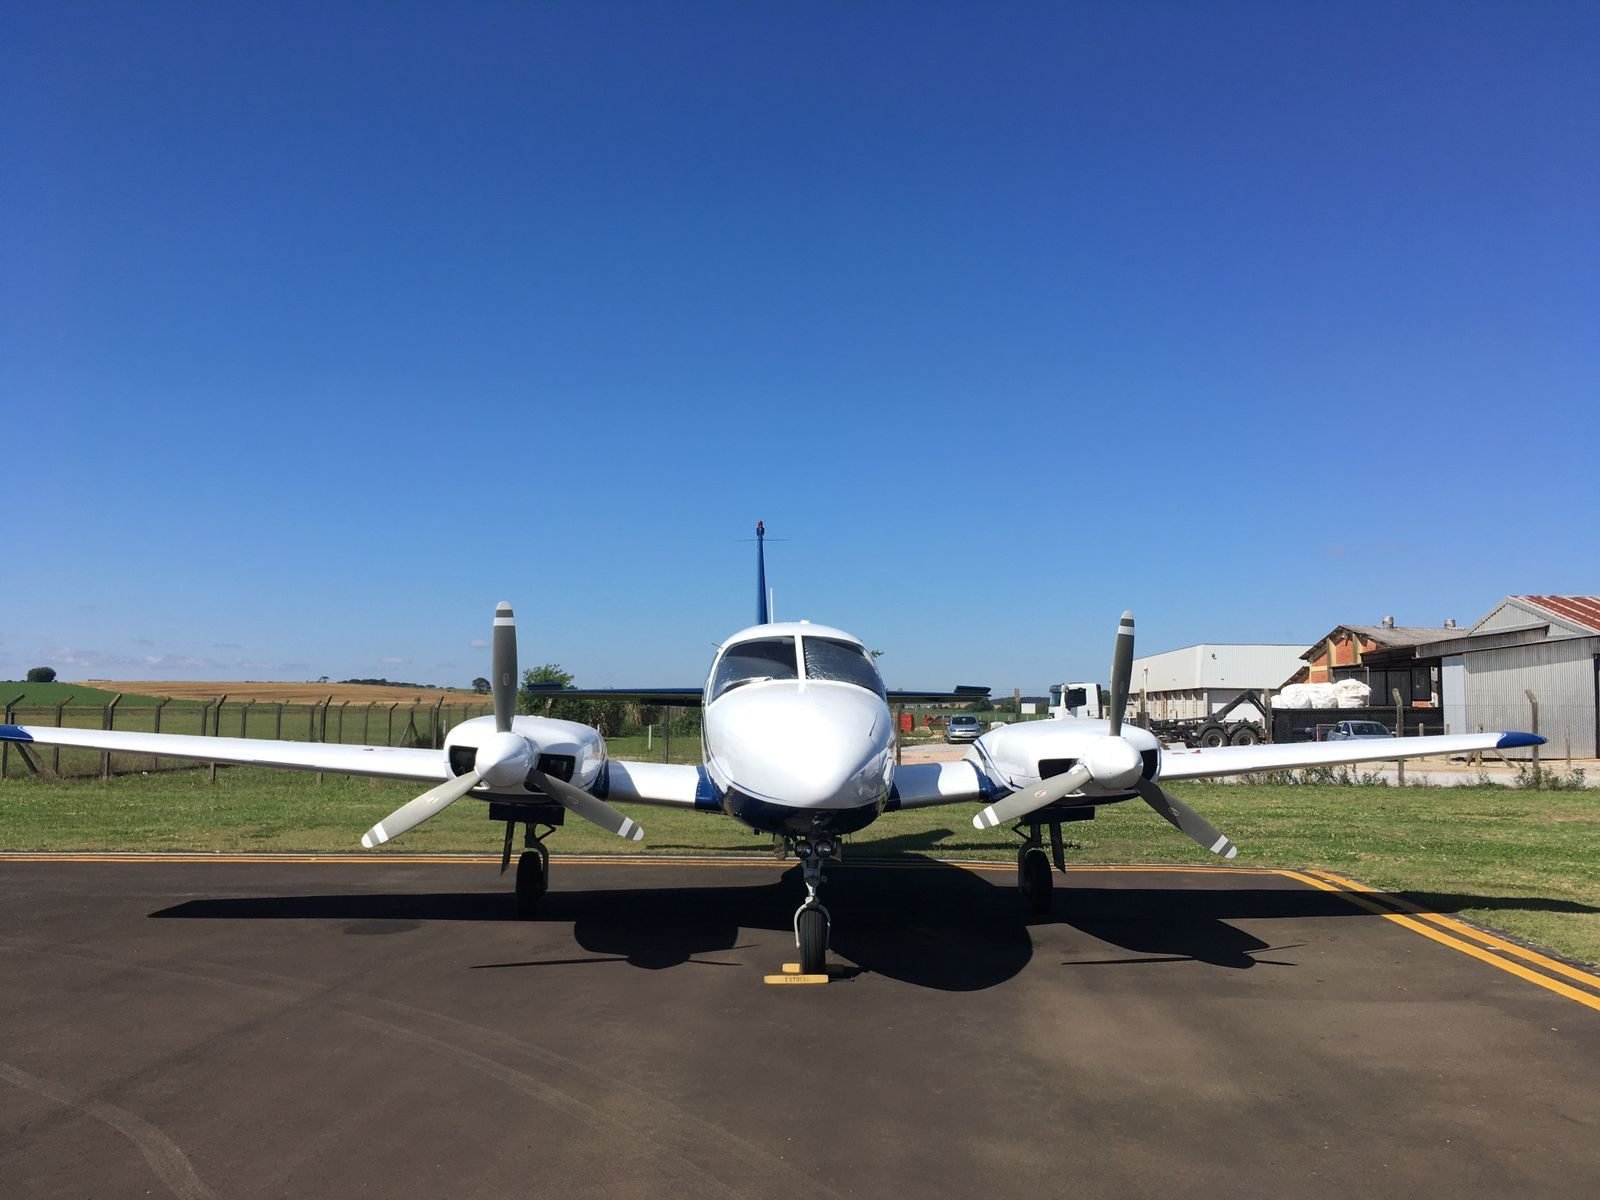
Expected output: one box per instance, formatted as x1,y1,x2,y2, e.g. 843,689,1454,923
803,637,886,699
711,637,798,699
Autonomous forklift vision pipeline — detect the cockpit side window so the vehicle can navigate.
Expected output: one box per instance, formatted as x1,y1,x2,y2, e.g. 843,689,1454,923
710,637,798,699
802,637,886,699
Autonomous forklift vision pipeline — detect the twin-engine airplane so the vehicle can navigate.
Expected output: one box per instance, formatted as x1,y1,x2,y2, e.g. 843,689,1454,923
1,525,1544,975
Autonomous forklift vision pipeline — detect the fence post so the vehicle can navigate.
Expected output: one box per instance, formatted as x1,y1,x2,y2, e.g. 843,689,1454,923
336,700,350,745
100,693,123,780
152,697,170,772
362,702,375,745
1391,688,1404,785
1525,690,1540,784
52,695,73,776
386,703,398,746
664,706,672,764
274,702,283,740
1,693,23,779
239,700,253,738
210,694,227,784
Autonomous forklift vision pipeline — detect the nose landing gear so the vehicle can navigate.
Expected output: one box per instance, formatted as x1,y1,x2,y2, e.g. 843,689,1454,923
787,835,838,975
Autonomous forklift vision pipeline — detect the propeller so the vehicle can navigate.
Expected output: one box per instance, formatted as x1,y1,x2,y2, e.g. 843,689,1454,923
360,602,645,848
971,611,1239,860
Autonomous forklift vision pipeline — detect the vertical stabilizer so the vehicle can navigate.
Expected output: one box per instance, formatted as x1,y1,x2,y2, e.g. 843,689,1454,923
755,520,769,624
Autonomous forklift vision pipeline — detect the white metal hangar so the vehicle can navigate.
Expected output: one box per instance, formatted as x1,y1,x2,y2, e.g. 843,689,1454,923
1133,644,1309,720
1412,595,1600,758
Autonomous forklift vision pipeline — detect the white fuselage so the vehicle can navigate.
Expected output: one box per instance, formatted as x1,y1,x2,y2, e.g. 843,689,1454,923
701,621,895,835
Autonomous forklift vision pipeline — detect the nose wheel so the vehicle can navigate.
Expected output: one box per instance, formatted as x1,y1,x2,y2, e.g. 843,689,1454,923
788,835,838,975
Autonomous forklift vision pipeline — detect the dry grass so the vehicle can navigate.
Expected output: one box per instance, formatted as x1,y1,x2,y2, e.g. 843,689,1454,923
71,680,487,705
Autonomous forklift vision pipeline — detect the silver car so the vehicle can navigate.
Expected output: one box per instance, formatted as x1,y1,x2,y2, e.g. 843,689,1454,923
1325,720,1393,741
945,715,982,743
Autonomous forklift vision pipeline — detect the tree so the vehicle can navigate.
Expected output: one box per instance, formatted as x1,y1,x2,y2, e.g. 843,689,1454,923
26,666,56,683
471,676,491,694
317,675,330,684
520,663,576,716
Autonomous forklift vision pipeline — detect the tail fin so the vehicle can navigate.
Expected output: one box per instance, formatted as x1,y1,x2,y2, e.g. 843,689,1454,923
755,520,769,624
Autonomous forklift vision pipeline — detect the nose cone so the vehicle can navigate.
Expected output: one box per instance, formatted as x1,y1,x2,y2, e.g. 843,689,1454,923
707,682,892,807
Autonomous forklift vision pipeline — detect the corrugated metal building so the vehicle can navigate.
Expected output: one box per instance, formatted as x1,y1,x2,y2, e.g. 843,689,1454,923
1413,595,1600,757
1134,644,1309,720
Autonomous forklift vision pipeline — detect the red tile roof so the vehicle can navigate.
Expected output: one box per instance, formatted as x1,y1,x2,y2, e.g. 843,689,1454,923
1514,595,1600,634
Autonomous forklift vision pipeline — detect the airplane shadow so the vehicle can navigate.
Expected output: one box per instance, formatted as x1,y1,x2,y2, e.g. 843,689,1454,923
148,860,1599,991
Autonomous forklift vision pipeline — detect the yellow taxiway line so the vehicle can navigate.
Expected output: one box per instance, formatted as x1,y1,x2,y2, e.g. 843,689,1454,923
1281,868,1600,1014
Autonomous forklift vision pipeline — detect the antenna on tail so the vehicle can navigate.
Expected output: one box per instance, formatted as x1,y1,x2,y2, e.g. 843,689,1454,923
755,520,769,624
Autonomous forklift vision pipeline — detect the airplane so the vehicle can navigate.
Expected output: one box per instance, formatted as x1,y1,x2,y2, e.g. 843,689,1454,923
0,523,1545,976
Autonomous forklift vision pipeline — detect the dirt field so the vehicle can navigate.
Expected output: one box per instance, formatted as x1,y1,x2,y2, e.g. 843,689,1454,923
71,680,488,705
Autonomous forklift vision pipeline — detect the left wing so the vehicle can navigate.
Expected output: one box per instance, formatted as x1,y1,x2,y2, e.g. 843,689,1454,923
1159,731,1542,781
886,760,993,810
0,723,447,781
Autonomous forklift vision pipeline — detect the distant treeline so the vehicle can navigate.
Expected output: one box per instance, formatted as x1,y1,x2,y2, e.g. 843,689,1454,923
339,678,446,690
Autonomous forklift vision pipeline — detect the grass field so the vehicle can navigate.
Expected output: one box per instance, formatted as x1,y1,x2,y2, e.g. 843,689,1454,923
1,679,488,706
2,768,1596,965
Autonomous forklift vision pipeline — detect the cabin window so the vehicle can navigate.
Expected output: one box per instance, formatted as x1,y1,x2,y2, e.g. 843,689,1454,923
711,637,798,699
802,637,886,699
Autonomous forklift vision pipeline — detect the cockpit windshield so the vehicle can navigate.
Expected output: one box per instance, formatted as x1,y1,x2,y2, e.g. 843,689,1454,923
802,637,886,699
711,637,798,699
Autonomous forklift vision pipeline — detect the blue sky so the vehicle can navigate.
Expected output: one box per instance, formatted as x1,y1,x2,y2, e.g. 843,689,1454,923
4,2,1596,693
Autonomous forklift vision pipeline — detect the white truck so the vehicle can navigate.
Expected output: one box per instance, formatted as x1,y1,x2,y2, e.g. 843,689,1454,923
1046,682,1105,719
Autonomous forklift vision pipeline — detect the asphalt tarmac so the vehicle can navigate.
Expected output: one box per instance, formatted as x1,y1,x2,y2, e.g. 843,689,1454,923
2,856,1597,1199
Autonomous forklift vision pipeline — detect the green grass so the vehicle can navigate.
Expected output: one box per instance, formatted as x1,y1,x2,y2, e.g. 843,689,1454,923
1,770,1596,964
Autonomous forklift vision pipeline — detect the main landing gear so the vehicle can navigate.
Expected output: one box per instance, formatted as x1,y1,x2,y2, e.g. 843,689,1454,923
1015,810,1094,915
784,834,839,975
494,803,561,919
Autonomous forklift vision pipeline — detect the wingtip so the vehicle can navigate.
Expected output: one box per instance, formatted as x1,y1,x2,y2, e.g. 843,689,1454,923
1496,732,1546,749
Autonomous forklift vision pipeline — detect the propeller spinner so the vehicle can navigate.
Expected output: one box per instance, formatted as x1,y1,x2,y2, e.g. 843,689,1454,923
972,612,1238,859
360,603,644,849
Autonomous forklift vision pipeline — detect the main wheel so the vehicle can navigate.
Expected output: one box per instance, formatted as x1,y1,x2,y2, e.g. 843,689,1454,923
515,850,546,920
1021,849,1053,914
797,906,828,975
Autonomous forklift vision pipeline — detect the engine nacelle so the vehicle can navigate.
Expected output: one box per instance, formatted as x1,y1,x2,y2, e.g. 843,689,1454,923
970,719,1162,798
443,714,607,795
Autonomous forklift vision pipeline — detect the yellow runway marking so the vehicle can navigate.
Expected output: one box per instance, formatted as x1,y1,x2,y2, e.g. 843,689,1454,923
1280,869,1600,1014
1304,868,1600,994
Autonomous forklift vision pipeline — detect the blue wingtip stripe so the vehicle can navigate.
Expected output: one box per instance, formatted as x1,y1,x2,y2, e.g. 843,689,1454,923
0,724,34,742
1496,732,1546,749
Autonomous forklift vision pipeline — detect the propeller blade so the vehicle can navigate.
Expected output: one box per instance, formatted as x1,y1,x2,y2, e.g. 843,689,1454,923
973,764,1093,830
1134,779,1238,859
361,770,482,848
493,601,518,734
1107,611,1134,738
530,769,646,842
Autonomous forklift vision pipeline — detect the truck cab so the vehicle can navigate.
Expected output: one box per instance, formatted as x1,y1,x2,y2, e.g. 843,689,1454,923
1048,682,1105,720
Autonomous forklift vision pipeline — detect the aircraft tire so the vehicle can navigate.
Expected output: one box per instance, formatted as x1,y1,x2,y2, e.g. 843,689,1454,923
1021,849,1052,914
797,907,827,975
515,850,545,920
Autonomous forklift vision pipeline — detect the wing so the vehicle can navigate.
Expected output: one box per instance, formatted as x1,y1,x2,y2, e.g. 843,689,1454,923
1159,731,1542,781
886,686,991,704
0,723,447,782
525,686,705,706
887,760,994,810
602,760,720,810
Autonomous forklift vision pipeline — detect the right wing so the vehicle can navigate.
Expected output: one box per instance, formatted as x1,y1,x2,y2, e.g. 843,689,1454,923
1159,731,1543,781
0,723,447,782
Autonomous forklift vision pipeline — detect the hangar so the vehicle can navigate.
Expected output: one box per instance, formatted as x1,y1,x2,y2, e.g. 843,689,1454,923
1132,643,1307,720
1415,595,1600,758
